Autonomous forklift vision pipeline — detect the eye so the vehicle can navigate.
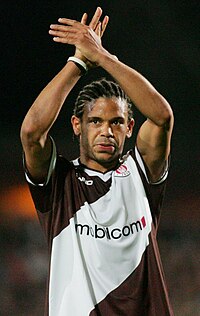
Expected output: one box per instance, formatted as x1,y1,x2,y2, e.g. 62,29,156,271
92,119,99,124
112,120,120,125
112,119,123,126
88,118,101,125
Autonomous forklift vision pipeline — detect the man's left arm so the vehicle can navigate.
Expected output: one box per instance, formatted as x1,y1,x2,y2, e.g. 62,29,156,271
136,115,173,183
97,56,174,183
96,52,174,183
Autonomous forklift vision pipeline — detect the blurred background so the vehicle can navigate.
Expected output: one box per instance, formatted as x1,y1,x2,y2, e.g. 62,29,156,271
0,0,199,315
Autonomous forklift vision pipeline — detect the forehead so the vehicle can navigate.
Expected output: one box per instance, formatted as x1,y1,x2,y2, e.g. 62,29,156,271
84,97,128,118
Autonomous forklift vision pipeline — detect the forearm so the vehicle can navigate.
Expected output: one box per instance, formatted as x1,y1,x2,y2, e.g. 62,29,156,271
98,50,173,126
47,9,173,126
21,61,82,145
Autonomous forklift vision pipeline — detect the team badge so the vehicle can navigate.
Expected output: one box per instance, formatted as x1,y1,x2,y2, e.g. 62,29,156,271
115,164,130,177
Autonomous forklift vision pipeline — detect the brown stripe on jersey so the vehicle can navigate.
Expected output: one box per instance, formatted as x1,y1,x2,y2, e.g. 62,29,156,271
29,155,112,243
27,151,173,316
89,230,174,316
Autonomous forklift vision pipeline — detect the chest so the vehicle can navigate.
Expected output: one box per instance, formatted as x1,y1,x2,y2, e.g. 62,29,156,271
66,157,152,240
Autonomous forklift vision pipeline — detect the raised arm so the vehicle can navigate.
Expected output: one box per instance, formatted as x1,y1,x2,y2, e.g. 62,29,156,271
20,7,109,183
101,55,174,182
50,16,173,182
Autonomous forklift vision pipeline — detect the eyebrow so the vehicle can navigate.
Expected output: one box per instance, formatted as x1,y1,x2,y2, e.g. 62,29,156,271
87,116,125,123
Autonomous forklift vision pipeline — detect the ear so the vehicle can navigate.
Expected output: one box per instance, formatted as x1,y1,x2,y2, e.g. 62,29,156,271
126,118,135,138
71,115,81,136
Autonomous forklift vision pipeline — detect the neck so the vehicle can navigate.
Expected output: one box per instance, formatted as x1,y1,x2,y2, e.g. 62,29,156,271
79,157,120,173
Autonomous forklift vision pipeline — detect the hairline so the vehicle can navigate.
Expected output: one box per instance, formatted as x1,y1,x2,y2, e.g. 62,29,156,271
78,96,132,122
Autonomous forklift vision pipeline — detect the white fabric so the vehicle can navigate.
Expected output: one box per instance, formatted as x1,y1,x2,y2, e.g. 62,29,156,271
49,155,152,316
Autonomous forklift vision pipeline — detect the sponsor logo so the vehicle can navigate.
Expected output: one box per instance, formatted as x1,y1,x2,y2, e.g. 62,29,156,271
78,176,93,186
115,164,130,177
75,216,146,240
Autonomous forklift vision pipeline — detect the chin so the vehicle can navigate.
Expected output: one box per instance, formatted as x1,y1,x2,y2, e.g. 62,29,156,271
95,153,119,165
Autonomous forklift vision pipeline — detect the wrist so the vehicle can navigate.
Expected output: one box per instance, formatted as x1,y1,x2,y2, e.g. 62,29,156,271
74,53,96,70
67,57,88,75
96,49,118,68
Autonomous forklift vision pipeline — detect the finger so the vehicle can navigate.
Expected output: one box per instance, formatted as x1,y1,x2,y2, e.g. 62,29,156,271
81,12,88,25
57,18,78,26
57,17,85,31
101,15,109,37
49,29,69,38
52,34,75,44
50,24,76,32
53,36,68,43
95,22,101,37
89,7,102,30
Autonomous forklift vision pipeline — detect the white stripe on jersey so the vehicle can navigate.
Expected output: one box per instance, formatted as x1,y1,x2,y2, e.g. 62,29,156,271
73,158,113,182
49,155,152,316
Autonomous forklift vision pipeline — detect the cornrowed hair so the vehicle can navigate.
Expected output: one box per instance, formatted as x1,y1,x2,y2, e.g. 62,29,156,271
73,78,133,121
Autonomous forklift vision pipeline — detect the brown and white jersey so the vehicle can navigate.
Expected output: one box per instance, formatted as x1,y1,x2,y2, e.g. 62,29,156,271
25,139,174,316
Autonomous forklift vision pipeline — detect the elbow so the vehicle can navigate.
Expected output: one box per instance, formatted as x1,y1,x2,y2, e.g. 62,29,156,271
20,121,35,147
162,107,174,131
156,98,174,130
20,119,45,148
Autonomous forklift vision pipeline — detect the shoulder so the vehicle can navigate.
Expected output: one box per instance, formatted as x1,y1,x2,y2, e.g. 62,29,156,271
128,147,169,224
24,136,75,187
129,147,169,186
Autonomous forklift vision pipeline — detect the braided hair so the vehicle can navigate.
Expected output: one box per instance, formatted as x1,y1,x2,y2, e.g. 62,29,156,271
73,78,133,121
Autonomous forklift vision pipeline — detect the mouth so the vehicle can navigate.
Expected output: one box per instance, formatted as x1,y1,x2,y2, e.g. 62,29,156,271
95,143,116,153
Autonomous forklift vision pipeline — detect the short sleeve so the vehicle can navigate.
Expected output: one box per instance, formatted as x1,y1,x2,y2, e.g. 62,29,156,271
134,146,169,185
23,136,57,187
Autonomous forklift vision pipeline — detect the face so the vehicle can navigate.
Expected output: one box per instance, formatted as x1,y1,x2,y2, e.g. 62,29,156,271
71,97,134,172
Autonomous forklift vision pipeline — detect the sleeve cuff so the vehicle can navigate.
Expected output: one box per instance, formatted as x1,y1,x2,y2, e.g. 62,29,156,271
24,136,57,187
135,146,169,185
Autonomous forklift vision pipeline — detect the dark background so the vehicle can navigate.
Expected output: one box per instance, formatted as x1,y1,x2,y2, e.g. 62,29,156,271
0,1,199,315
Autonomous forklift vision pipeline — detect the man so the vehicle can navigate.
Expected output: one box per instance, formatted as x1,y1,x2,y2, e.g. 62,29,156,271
21,7,174,316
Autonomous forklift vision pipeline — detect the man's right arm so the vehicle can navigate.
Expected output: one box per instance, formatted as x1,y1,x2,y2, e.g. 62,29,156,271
20,7,108,183
20,62,83,183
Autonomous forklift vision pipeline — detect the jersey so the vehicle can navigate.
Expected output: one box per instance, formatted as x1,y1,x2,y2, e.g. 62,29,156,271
25,139,174,316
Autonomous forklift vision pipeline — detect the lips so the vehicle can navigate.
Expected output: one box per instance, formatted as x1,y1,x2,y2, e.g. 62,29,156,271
95,143,116,153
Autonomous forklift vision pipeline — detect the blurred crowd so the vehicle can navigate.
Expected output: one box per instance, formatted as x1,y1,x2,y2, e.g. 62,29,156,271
0,219,48,316
0,213,199,316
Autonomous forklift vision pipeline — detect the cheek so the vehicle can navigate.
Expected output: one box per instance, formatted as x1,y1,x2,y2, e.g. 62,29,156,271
119,136,127,147
87,126,99,141
81,126,96,148
115,127,128,142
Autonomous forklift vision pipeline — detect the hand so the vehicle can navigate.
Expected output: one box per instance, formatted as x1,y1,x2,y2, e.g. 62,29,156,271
49,7,109,67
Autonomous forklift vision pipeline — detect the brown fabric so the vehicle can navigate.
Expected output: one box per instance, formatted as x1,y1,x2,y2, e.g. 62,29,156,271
27,152,174,316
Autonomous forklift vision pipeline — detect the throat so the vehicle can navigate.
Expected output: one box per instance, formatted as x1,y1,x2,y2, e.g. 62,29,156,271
80,156,121,174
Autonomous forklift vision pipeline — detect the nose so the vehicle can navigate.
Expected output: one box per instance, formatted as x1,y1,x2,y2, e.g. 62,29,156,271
100,122,113,137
